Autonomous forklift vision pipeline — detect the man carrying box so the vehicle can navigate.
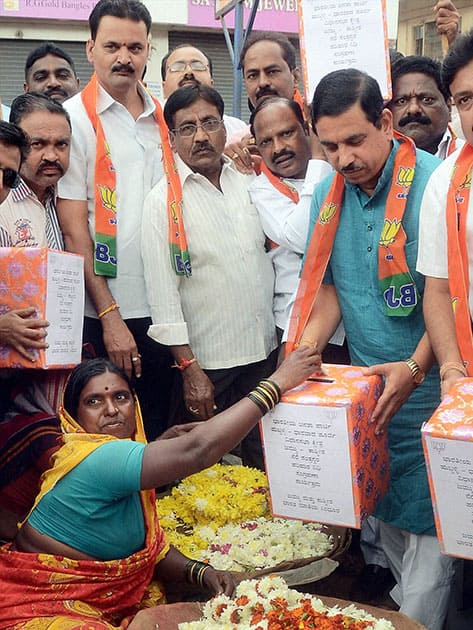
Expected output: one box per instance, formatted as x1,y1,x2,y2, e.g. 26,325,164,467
0,95,71,540
288,68,456,629
417,30,473,394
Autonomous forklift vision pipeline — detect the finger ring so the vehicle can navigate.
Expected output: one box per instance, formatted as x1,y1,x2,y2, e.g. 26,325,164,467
248,136,256,145
231,152,239,160
131,356,139,362
189,406,200,414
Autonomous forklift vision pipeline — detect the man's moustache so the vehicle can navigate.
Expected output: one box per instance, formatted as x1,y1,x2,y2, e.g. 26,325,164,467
111,63,134,74
45,87,68,99
178,74,200,88
398,114,431,127
192,142,214,155
272,149,295,162
255,87,278,100
37,161,64,174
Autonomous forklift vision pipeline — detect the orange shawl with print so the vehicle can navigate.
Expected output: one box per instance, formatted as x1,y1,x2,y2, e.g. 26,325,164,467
447,141,473,374
0,400,169,630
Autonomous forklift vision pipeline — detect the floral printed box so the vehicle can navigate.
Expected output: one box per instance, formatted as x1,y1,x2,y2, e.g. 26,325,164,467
422,378,473,560
261,365,388,528
0,247,84,369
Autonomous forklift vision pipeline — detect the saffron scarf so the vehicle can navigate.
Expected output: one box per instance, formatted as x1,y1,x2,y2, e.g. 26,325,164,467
0,397,169,629
446,124,458,157
286,133,418,353
81,74,190,278
446,141,473,374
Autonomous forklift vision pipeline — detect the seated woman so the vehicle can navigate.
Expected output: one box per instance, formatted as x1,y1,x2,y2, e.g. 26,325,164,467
0,345,319,629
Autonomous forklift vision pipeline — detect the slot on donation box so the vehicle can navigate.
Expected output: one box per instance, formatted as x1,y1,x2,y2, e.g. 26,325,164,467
0,247,84,368
261,365,388,528
422,378,473,560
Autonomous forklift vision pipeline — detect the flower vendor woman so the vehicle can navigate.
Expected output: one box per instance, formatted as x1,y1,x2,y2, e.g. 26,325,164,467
0,346,319,629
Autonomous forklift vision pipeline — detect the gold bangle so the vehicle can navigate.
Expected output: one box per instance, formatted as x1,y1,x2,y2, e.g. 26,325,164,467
439,361,468,381
97,302,119,319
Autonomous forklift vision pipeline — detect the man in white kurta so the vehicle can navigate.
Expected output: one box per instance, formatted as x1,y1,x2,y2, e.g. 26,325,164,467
143,84,276,469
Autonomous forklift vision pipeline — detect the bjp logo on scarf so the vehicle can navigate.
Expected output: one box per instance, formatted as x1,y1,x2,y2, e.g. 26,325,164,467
97,185,117,224
380,218,401,261
395,166,414,199
319,202,337,224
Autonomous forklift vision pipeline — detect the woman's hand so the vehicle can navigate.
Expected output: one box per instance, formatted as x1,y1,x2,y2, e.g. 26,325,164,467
270,344,322,394
202,567,236,597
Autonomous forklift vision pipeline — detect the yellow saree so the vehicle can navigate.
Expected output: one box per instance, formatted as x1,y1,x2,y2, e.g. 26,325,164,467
0,399,169,630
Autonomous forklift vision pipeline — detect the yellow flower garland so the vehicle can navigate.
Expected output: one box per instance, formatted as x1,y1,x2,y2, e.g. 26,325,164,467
157,464,270,557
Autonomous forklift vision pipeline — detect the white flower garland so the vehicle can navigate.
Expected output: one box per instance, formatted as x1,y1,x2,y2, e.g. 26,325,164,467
179,575,395,629
198,517,333,571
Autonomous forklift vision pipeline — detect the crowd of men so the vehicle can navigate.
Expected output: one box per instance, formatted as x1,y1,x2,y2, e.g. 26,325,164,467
1,0,473,627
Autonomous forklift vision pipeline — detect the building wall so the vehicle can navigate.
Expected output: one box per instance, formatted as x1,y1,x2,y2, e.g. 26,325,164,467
397,0,473,57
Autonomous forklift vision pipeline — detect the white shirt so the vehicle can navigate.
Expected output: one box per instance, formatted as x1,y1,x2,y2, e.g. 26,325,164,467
436,127,465,161
417,147,473,318
248,159,332,328
223,114,248,138
58,83,163,319
143,154,277,370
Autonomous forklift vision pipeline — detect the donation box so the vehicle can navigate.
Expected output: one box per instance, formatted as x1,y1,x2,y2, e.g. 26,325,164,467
0,247,84,369
422,378,473,560
261,365,388,528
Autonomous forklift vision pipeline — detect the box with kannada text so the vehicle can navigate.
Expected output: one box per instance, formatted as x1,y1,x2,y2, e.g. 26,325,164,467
422,378,473,560
0,247,84,369
261,365,388,528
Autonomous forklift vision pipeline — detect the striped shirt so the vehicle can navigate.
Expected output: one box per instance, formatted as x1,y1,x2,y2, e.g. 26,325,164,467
0,179,63,250
143,155,277,370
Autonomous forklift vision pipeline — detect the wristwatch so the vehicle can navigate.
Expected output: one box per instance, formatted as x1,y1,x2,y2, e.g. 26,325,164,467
404,358,425,386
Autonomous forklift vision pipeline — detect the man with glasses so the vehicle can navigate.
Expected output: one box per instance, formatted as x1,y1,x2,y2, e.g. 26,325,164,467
161,44,247,137
142,84,276,469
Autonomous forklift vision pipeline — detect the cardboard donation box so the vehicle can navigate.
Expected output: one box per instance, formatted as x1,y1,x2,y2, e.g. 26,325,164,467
422,378,473,560
0,247,84,369
261,365,388,528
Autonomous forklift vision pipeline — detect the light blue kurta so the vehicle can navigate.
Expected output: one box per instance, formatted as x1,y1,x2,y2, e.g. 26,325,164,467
308,141,441,534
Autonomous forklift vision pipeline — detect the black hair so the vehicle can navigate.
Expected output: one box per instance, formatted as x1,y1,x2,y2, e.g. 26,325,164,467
442,29,473,95
239,31,296,71
10,92,71,130
164,84,225,130
249,96,305,138
89,0,151,39
63,357,133,419
311,68,384,129
389,48,405,68
161,44,213,81
25,42,77,80
390,55,450,103
0,120,29,162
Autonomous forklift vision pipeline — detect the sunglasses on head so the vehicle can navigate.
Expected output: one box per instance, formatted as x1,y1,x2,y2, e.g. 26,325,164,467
0,166,21,189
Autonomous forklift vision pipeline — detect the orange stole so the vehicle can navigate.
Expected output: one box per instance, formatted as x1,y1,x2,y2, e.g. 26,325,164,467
446,142,473,374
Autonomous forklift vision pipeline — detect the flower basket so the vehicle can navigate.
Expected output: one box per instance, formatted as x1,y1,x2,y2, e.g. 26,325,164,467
157,465,351,588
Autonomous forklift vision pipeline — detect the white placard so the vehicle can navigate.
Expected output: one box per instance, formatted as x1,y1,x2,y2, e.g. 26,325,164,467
262,402,356,527
424,435,473,559
45,250,84,367
298,0,391,102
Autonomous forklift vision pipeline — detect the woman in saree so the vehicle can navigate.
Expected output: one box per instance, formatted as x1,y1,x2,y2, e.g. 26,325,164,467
0,344,320,629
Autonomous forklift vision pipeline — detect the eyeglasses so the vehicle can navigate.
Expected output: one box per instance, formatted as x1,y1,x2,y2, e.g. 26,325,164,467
172,119,224,138
0,166,21,189
168,60,208,73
